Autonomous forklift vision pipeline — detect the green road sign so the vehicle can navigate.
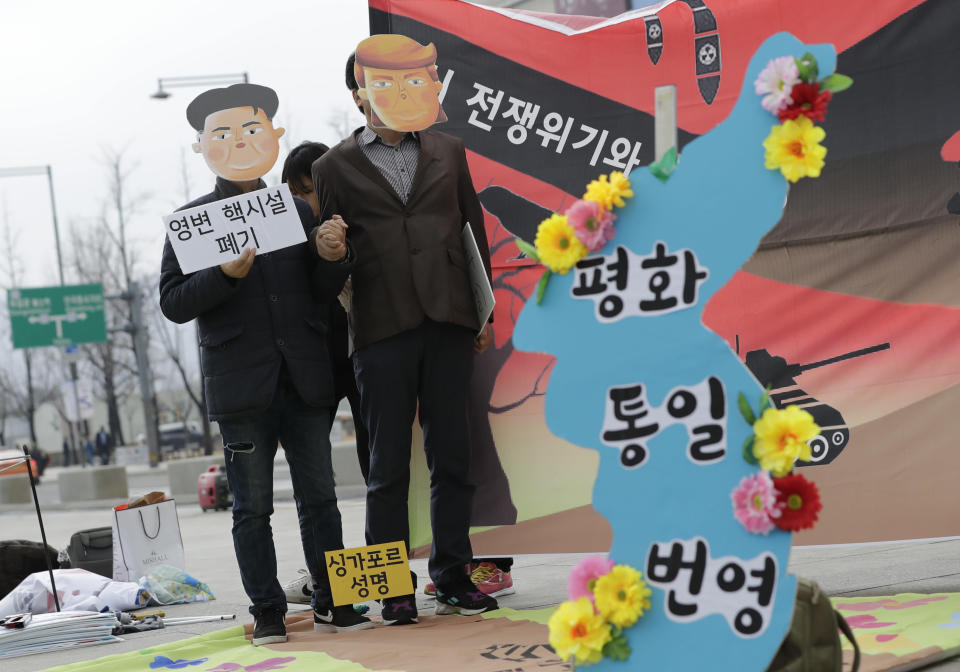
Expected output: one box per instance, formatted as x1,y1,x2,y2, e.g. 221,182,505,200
7,283,108,349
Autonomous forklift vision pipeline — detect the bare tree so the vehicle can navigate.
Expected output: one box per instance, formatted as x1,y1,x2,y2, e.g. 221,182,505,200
326,107,357,143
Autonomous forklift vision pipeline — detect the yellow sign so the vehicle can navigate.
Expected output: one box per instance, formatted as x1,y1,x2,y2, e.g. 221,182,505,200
325,541,414,606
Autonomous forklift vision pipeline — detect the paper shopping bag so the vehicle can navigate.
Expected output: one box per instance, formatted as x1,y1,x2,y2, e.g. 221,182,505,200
111,499,185,582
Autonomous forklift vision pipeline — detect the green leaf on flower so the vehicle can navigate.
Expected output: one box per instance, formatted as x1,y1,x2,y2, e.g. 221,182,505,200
759,384,772,413
737,392,757,425
795,52,819,83
649,146,678,183
743,434,758,465
515,237,540,262
535,269,552,305
820,73,853,93
602,630,632,661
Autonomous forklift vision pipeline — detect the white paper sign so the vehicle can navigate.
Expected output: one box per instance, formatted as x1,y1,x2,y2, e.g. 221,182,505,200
163,183,307,274
462,223,495,334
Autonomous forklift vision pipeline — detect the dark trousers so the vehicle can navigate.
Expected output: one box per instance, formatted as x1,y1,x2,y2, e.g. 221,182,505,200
354,319,476,589
332,365,370,484
219,380,342,615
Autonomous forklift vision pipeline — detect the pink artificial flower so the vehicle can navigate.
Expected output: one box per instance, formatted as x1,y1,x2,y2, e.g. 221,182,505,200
731,470,780,535
565,199,616,253
568,555,615,602
754,56,800,114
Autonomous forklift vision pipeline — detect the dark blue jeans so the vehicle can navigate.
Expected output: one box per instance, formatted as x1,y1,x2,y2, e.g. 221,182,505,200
219,380,342,616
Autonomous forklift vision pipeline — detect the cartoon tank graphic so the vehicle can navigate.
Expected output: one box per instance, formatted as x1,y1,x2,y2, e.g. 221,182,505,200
742,343,890,466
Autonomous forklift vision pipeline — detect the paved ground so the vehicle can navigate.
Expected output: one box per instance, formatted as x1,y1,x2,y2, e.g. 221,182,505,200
3,464,960,671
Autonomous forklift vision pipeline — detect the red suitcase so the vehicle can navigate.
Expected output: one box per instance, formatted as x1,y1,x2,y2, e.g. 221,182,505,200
198,465,232,511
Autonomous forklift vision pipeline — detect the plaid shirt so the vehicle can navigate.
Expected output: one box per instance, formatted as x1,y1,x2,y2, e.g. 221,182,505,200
357,126,420,204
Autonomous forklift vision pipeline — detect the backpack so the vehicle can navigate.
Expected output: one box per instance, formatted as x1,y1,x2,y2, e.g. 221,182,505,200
767,577,860,672
0,539,60,599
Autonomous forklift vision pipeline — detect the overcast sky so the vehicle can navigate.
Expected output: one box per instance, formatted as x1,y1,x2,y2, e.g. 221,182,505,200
1,0,369,288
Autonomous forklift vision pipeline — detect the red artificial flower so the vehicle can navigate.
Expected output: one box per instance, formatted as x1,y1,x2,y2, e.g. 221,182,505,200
772,473,822,531
777,82,832,123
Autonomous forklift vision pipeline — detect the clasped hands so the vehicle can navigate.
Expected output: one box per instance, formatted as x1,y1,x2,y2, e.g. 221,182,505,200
316,215,348,262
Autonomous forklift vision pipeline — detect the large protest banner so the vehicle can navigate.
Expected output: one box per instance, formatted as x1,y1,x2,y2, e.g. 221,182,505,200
374,0,960,552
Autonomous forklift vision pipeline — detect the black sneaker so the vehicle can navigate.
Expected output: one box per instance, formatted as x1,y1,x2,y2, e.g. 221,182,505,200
381,595,419,625
313,604,375,633
252,609,287,646
435,577,499,616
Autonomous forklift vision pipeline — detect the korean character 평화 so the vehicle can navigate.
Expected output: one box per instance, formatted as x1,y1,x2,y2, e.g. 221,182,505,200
168,215,191,241
639,244,709,314
573,246,631,319
535,112,575,153
501,96,541,144
264,189,287,215
221,200,247,224
646,538,708,617
570,124,610,166
216,233,240,256
466,83,505,132
369,571,390,596
245,194,266,218
189,210,214,236
327,552,347,578
350,574,370,599
601,136,644,176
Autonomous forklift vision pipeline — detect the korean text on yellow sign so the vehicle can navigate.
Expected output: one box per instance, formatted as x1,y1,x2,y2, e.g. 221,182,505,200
325,541,414,606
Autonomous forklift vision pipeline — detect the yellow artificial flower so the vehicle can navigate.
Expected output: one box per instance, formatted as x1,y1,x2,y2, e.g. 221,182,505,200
534,213,588,274
548,598,612,666
752,405,820,477
594,564,652,628
763,116,827,183
583,171,634,210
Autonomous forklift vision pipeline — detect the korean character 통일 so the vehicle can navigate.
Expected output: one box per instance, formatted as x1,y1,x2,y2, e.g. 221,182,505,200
221,200,246,224
168,215,191,241
264,189,287,215
501,96,540,144
602,383,658,468
663,376,726,464
245,195,266,218
350,574,370,599
385,547,404,566
366,549,385,569
236,227,260,250
369,571,390,596
715,555,777,636
216,233,239,256
327,552,347,578
646,538,708,618
570,124,610,167
535,112,575,153
189,210,214,235
345,552,366,571
466,83,505,132
601,136,644,176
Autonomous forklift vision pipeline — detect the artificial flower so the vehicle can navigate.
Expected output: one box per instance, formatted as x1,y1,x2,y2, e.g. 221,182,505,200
752,404,819,476
772,473,823,531
763,116,828,183
548,597,612,666
534,213,587,274
594,564,653,628
583,171,633,210
777,82,832,123
568,555,615,602
566,199,616,253
755,56,801,114
731,470,780,534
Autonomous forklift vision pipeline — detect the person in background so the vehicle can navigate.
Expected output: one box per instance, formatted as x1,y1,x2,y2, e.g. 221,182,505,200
84,435,95,465
95,426,112,466
279,141,371,606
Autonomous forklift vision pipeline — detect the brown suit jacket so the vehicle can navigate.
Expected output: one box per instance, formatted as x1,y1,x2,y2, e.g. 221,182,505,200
312,128,493,351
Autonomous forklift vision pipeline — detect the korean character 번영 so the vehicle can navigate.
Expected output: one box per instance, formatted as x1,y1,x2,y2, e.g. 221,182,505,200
501,96,541,144
466,83,505,132
570,124,610,167
168,215,191,241
535,112,575,153
221,200,247,224
663,376,726,464
327,552,347,578
602,383,659,468
369,570,390,596
639,244,709,314
715,554,777,636
264,189,288,215
189,210,214,236
216,233,240,256
646,538,708,618
601,136,644,176
245,194,266,219
350,573,370,599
